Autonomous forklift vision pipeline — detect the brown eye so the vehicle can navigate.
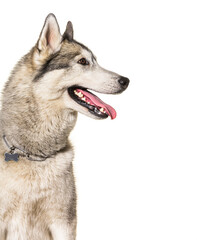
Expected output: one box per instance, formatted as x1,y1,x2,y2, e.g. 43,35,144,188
78,58,89,65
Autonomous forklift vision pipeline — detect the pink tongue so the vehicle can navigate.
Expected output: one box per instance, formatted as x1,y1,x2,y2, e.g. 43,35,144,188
78,89,117,119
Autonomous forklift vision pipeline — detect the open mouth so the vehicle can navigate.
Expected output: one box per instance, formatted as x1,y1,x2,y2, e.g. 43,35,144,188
68,86,117,119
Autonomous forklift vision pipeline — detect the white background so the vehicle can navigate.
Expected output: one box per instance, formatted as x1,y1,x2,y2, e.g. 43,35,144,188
0,1,197,239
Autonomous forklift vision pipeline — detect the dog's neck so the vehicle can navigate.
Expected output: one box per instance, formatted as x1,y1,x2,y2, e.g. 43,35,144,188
0,95,77,158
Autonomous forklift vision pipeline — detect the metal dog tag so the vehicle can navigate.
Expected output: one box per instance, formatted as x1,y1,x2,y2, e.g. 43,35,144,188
4,152,19,162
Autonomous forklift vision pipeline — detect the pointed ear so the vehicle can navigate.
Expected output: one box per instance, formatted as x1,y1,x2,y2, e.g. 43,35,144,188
37,13,61,53
62,21,74,41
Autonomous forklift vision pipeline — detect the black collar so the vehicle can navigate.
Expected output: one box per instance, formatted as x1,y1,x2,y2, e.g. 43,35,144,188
3,135,49,162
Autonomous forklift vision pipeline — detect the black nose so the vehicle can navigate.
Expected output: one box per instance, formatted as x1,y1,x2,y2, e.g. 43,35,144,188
118,76,130,89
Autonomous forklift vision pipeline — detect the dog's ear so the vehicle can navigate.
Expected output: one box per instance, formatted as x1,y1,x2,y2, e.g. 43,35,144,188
62,21,74,41
37,13,61,53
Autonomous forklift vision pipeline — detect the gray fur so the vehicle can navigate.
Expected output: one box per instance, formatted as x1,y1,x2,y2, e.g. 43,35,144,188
34,51,80,81
62,21,74,42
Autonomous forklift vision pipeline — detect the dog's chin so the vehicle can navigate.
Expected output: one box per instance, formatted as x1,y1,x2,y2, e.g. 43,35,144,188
63,87,117,120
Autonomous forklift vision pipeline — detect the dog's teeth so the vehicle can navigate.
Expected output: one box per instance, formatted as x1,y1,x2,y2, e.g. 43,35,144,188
89,105,94,110
87,102,90,104
100,108,104,113
82,97,86,101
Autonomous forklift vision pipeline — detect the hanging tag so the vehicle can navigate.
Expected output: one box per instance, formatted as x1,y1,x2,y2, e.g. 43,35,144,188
4,152,19,162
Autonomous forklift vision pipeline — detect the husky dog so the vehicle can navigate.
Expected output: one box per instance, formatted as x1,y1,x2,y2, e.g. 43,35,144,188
0,14,129,240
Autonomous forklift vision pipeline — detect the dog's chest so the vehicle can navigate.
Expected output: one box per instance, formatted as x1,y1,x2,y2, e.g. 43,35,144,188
0,148,74,232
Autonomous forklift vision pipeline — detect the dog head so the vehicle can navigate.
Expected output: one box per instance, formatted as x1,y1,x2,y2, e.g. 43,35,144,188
32,14,129,120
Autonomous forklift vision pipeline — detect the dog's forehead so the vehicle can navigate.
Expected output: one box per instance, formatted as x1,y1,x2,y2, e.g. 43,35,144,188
80,48,93,59
61,40,95,60
61,41,81,55
79,46,97,62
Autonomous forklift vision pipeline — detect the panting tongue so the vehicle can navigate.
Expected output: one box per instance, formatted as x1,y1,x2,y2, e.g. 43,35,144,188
78,89,117,119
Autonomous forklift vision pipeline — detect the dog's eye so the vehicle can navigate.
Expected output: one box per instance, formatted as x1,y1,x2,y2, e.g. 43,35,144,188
77,58,89,66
